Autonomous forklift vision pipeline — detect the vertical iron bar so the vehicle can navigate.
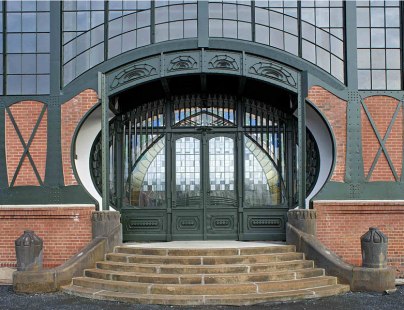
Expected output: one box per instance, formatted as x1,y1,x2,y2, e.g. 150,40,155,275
298,72,308,209
145,105,149,147
104,1,109,60
151,0,155,44
266,108,270,154
287,120,294,208
297,0,302,57
128,113,132,205
271,109,275,162
115,117,123,209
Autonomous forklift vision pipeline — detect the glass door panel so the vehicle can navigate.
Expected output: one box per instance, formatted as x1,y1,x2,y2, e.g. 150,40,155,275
205,135,238,240
207,136,237,207
174,136,202,207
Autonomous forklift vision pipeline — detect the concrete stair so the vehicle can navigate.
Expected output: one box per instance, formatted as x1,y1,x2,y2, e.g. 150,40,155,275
62,243,350,306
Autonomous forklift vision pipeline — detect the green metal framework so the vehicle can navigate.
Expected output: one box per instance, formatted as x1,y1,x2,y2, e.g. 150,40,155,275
1,1,404,207
92,91,320,241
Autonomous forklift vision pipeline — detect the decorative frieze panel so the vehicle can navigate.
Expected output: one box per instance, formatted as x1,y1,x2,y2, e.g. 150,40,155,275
125,216,164,232
247,62,297,88
208,215,235,231
165,54,199,75
107,56,160,94
176,216,200,231
106,49,299,96
247,217,282,229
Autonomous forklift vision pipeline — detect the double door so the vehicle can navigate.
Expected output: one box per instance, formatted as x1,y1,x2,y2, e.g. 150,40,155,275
171,133,238,240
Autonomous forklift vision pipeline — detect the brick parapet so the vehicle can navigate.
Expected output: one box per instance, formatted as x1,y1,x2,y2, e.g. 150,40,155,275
0,205,95,268
314,200,404,277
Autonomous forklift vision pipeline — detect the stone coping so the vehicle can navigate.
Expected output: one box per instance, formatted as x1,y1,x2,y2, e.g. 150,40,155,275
124,241,285,249
314,200,404,204
0,267,15,285
0,204,96,209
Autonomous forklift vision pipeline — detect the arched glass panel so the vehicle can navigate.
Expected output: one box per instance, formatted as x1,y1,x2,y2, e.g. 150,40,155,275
59,1,347,86
300,1,344,82
62,0,105,85
108,1,152,58
130,138,166,208
244,135,283,207
155,0,198,43
209,1,252,40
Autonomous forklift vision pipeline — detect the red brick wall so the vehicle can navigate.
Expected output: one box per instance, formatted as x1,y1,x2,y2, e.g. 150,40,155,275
5,101,47,186
61,89,98,186
0,205,95,268
362,96,402,181
308,86,347,182
314,200,404,277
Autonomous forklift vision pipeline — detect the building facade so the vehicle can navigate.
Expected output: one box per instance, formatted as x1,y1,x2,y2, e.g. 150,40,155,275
0,0,404,276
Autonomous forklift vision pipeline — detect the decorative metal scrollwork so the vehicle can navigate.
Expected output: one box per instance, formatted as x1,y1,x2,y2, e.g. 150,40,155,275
249,62,296,87
167,56,198,72
110,64,157,90
208,55,239,71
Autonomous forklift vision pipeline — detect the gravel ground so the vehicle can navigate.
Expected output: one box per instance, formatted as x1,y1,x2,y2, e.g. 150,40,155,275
1,285,404,310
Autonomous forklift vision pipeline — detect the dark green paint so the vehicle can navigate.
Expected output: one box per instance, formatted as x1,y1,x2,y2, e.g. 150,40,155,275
0,1,403,207
0,101,7,188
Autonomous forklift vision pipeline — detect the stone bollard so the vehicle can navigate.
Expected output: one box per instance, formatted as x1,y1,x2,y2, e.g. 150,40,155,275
15,230,43,271
361,227,388,268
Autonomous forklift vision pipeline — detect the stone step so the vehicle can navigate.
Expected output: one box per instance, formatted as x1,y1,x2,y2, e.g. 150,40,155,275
64,243,349,305
105,252,304,265
84,267,325,284
72,276,338,295
63,283,350,306
96,260,314,274
114,245,296,257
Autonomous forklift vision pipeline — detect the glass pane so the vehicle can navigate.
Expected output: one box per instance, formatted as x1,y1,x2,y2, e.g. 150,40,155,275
175,108,236,127
209,137,236,203
175,137,201,202
130,138,166,207
244,136,282,206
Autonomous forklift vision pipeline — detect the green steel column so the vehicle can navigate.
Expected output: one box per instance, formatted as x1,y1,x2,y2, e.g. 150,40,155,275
45,1,63,187
198,1,209,48
298,72,308,209
99,72,110,211
0,101,7,192
345,1,364,184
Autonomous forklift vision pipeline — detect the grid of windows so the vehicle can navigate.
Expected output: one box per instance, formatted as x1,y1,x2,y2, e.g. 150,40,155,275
254,1,298,56
0,4,3,95
63,0,105,85
208,1,345,83
357,1,401,90
301,1,344,82
108,1,151,59
0,1,402,92
209,0,252,41
155,0,198,43
6,0,50,94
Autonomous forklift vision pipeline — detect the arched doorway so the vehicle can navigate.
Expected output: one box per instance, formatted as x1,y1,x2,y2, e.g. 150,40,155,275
91,92,320,241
